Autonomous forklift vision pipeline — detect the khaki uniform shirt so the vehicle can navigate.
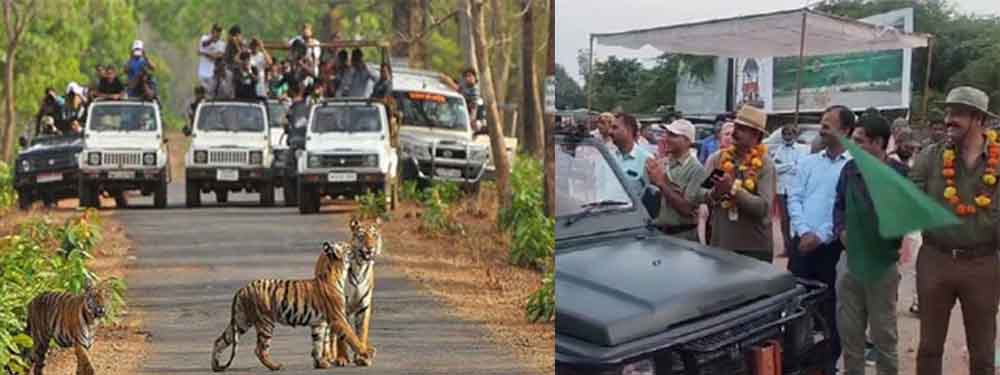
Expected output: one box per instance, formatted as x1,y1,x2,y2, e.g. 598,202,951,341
909,142,1000,251
653,153,705,227
701,148,776,253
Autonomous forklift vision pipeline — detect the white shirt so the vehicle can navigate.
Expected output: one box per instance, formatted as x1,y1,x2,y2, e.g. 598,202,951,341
198,34,226,80
770,142,809,195
249,52,268,96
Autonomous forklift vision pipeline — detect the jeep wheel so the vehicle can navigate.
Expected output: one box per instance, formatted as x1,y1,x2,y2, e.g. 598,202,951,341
215,188,229,204
78,179,99,208
283,177,298,206
17,188,33,211
185,178,201,208
298,181,319,214
260,181,275,207
153,178,168,209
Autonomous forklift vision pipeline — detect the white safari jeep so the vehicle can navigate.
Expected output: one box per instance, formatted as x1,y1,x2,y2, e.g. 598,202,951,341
184,100,274,207
296,98,397,214
78,99,169,208
391,67,516,191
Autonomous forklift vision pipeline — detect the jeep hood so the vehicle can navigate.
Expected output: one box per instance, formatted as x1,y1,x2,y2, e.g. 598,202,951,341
193,132,270,149
555,235,797,347
307,133,385,153
19,137,83,157
85,132,161,150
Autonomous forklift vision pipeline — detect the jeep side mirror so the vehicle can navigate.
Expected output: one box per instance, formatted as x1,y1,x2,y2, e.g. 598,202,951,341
18,135,28,148
182,126,192,136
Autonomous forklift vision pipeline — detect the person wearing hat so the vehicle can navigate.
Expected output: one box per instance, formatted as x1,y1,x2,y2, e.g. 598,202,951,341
199,24,226,91
124,39,156,98
787,104,856,372
833,113,911,375
57,83,88,135
645,119,705,241
697,104,776,261
909,86,999,375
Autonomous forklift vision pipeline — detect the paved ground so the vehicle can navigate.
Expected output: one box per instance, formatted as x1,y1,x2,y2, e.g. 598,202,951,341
117,183,536,374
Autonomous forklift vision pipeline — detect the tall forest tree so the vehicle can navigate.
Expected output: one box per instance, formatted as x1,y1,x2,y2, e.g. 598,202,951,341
1,0,38,161
470,0,511,209
520,0,544,159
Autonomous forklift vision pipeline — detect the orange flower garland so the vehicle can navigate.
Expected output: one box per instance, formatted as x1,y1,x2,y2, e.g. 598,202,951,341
942,130,1000,216
719,144,768,208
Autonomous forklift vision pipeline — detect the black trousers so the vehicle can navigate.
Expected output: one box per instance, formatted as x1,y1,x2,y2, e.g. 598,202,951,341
788,236,843,370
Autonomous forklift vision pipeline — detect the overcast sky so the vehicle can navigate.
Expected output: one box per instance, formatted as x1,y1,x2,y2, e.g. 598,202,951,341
556,0,1000,84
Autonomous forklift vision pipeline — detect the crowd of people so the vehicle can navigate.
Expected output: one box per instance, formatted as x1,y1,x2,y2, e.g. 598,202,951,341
579,85,998,375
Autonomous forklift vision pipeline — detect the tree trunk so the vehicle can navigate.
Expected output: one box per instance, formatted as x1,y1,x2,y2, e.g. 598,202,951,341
2,49,15,161
408,0,428,69
470,0,511,210
521,0,544,159
457,0,477,70
391,0,411,63
543,0,555,219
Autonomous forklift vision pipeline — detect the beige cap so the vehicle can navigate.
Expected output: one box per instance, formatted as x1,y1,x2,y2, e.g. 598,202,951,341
663,119,696,142
733,104,768,134
941,86,997,118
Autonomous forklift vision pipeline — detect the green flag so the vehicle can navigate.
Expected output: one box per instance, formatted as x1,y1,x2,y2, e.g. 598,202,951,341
839,136,961,283
840,136,960,238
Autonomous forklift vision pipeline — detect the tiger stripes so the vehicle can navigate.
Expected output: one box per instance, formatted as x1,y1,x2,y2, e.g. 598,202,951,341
210,241,376,372
25,280,111,375
327,218,382,367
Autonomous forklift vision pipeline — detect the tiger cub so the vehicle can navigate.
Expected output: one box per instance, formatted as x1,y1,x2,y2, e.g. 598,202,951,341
210,241,376,372
326,217,382,367
26,279,113,375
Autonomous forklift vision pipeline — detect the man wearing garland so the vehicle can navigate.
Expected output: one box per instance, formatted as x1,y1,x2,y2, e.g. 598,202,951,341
787,104,856,373
909,86,999,375
699,105,775,262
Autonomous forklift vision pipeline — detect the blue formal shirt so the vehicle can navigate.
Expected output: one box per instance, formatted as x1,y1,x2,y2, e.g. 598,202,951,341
787,149,851,243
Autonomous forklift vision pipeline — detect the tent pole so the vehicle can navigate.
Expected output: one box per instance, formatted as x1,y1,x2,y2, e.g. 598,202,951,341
587,34,595,110
794,10,808,126
921,37,935,122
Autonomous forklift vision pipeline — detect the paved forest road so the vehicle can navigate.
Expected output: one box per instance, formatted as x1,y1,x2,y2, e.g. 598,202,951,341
118,184,535,374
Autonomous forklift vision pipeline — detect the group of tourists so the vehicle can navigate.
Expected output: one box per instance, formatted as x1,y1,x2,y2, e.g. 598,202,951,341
594,85,998,375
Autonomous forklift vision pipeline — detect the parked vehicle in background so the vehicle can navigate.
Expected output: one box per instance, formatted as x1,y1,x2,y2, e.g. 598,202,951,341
296,98,398,214
13,132,83,209
78,99,169,209
183,100,273,207
393,67,515,192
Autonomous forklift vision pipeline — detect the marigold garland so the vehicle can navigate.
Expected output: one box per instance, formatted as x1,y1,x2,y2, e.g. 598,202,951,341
718,144,767,209
942,130,999,216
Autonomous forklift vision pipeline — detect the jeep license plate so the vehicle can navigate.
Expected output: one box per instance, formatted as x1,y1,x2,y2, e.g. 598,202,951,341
328,172,357,182
108,171,134,180
216,169,239,181
36,172,62,183
436,168,462,178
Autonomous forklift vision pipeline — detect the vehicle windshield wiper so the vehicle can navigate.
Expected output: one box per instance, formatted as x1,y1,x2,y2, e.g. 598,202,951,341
563,200,630,227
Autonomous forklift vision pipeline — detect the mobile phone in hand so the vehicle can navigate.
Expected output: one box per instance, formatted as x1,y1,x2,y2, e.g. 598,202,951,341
700,169,725,189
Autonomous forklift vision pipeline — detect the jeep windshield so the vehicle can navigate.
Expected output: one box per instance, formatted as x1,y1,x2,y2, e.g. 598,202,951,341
89,105,158,132
556,143,633,218
28,133,83,146
197,105,266,132
311,106,382,133
393,91,469,131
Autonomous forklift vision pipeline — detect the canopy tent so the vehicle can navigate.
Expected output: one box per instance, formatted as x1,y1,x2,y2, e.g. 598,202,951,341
589,8,934,120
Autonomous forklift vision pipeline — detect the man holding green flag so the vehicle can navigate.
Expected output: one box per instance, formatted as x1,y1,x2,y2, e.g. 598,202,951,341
910,86,1000,375
833,113,939,375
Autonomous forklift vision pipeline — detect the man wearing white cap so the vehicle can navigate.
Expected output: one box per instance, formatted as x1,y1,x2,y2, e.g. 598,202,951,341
124,39,156,97
645,119,705,241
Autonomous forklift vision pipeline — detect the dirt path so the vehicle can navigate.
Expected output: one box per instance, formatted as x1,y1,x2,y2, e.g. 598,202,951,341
116,185,537,374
